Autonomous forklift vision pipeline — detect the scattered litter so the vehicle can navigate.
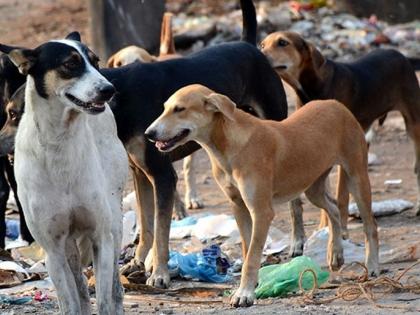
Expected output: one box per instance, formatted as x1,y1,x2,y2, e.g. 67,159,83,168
0,294,31,305
301,261,420,311
11,242,45,262
191,214,238,240
168,244,231,283
380,242,420,264
170,216,198,240
6,219,20,240
349,199,413,218
122,191,136,212
384,179,403,187
304,228,365,268
121,210,137,249
255,256,329,299
0,270,22,288
34,290,48,302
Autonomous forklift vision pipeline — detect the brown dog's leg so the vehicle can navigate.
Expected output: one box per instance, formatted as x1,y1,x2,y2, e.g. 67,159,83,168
213,166,252,256
336,166,350,239
318,209,329,230
121,165,155,276
344,166,379,276
288,198,305,257
230,181,274,307
305,172,344,271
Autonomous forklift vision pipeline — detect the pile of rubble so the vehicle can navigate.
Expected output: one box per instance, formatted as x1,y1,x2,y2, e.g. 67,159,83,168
169,0,420,61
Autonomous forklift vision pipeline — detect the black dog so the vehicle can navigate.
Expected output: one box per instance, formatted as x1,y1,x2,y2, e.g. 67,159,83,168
0,56,32,248
103,0,287,288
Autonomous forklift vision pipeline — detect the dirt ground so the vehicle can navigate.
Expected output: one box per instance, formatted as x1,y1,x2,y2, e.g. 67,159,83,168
0,0,419,314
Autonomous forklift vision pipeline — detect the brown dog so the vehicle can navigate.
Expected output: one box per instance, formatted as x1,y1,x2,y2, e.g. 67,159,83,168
260,31,420,235
145,84,379,307
107,13,203,213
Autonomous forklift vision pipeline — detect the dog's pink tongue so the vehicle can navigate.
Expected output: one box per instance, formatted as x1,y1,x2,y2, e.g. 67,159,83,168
155,141,165,150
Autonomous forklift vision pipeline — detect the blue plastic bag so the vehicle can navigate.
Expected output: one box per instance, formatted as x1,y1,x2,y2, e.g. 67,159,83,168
6,219,20,240
168,245,231,283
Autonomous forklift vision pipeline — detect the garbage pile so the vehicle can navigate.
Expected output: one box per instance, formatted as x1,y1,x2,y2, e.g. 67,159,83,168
169,0,420,61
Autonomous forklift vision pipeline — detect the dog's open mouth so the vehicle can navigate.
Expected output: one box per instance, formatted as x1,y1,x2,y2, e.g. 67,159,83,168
65,93,106,113
155,129,190,151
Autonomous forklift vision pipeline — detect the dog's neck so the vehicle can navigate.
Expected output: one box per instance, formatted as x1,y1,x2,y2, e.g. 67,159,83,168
195,112,254,172
25,77,86,146
296,59,334,104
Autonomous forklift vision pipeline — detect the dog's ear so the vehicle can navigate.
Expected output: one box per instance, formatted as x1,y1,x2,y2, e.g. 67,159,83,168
65,31,81,42
107,54,116,68
0,45,37,75
308,43,325,70
204,93,236,121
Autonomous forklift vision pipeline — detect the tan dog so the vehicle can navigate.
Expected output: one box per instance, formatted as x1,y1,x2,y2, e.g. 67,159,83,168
107,13,203,211
260,31,420,234
145,84,379,307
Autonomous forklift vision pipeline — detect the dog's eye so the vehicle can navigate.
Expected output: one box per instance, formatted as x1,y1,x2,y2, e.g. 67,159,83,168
173,106,185,113
63,57,81,70
277,39,289,47
9,110,17,120
259,43,265,49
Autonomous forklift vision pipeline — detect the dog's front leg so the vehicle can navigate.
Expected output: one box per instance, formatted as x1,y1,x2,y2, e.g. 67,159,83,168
288,198,305,257
93,231,114,315
183,153,203,209
230,181,274,307
146,166,177,288
45,247,83,314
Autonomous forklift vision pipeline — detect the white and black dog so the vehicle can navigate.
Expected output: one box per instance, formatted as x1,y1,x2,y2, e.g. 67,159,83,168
0,32,128,315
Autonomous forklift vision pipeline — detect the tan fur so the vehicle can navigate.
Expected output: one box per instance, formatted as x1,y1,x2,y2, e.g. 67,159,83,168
146,84,379,307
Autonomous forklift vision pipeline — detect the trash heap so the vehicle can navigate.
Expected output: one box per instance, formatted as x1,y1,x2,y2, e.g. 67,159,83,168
169,0,420,62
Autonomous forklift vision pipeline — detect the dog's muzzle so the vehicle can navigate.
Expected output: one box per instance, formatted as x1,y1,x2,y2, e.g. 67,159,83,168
145,128,190,152
65,84,115,114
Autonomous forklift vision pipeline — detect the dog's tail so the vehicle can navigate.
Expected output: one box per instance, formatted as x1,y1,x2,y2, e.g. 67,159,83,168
408,57,420,71
159,12,176,56
240,0,257,46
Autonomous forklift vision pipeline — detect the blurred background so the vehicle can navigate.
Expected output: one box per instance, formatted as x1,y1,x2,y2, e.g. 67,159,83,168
0,0,417,64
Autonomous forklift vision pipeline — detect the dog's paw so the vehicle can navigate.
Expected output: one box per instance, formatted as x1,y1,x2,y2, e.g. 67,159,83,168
288,239,304,257
146,269,170,289
173,200,188,221
186,197,204,210
328,249,344,271
120,260,145,277
230,287,255,308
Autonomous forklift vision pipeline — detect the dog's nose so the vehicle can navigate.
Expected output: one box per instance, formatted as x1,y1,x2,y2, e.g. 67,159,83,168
144,129,157,142
98,84,115,101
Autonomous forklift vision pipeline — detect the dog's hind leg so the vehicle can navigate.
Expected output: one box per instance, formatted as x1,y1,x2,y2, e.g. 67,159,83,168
120,156,154,276
4,160,34,243
0,158,10,249
342,163,379,276
66,237,91,315
305,171,344,271
288,198,305,257
183,153,203,209
336,166,350,238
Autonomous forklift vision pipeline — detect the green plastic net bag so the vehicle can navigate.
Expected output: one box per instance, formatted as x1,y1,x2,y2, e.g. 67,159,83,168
255,256,329,299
